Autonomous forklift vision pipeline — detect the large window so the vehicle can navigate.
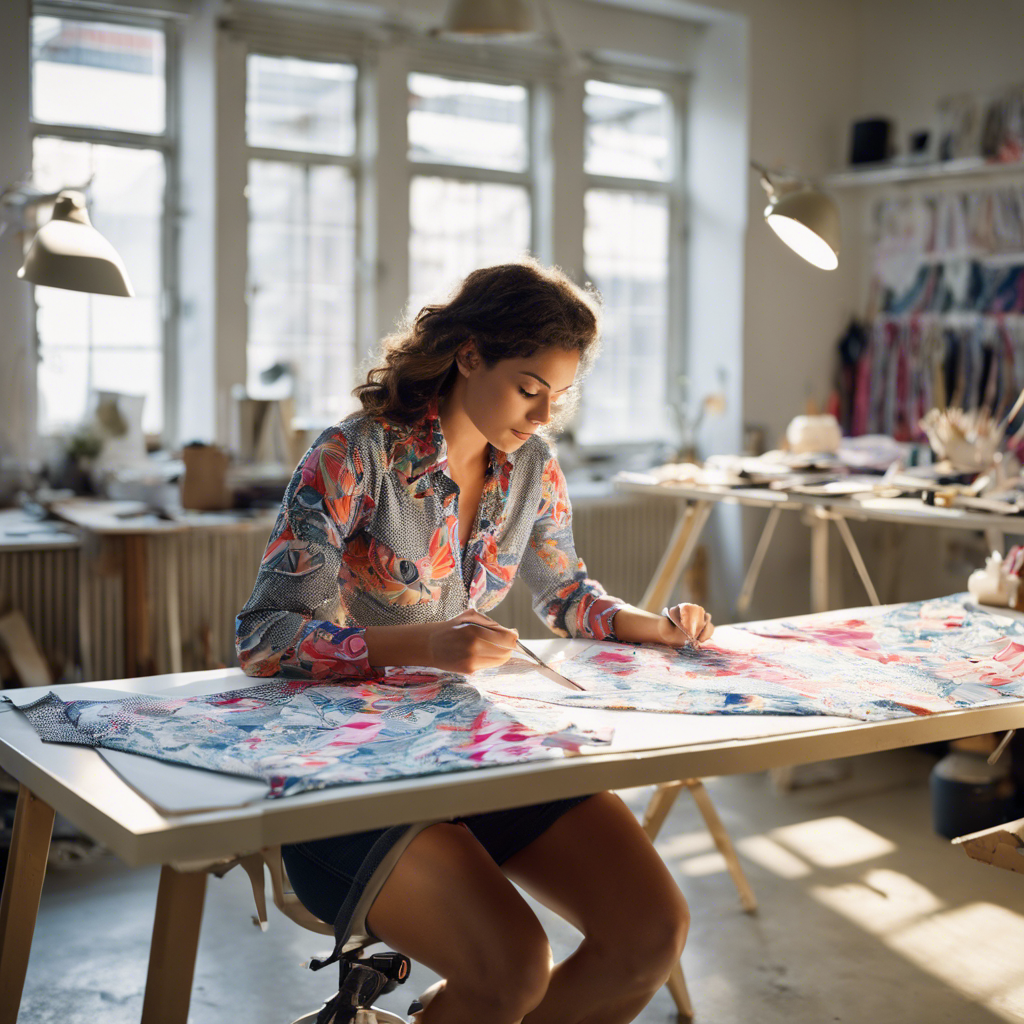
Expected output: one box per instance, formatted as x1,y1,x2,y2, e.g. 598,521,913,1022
579,80,679,444
30,15,170,436
245,54,359,425
407,73,532,314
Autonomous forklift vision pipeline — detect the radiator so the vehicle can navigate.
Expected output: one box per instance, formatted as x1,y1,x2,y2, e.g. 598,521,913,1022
0,546,79,677
0,492,684,680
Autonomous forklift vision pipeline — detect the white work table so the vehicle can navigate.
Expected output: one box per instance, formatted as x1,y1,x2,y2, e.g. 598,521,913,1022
614,476,1024,614
2,607,1024,1024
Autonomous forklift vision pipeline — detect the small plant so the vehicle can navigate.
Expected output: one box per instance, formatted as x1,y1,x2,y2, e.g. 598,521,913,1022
668,370,727,462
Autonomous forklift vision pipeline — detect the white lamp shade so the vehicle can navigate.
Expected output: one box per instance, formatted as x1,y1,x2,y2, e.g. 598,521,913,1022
765,188,840,271
440,0,537,37
18,190,134,297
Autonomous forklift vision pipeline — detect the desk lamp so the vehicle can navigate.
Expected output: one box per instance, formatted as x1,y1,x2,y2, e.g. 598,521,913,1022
751,160,840,270
16,189,134,297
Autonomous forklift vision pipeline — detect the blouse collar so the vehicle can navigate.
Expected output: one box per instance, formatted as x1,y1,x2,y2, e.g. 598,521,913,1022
389,401,516,483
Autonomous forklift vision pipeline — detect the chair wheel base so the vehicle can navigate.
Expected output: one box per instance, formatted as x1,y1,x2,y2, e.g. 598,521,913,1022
288,1008,408,1024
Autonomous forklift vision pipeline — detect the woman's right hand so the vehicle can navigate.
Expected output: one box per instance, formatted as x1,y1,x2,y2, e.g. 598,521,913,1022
423,609,519,674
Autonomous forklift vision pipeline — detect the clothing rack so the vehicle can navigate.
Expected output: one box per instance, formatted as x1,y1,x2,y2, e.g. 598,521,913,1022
844,314,1024,440
837,179,1024,441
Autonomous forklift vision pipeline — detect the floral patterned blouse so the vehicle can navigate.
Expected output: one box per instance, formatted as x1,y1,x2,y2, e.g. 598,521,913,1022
235,406,626,680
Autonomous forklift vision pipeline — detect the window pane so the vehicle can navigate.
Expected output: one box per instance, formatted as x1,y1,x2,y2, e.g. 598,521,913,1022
408,73,528,172
32,138,165,435
408,177,531,314
32,16,165,134
37,345,89,433
584,80,672,181
247,54,356,156
247,160,358,424
581,189,671,442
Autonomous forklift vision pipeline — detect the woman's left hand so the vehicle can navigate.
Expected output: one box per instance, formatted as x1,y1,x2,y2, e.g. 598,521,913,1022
657,603,713,648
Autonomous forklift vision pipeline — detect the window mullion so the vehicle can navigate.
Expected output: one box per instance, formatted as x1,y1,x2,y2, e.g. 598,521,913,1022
29,121,168,151
246,145,356,168
303,163,312,363
409,162,530,188
584,172,671,194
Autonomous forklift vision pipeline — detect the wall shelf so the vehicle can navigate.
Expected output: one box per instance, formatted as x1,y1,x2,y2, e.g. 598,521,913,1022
823,157,1024,189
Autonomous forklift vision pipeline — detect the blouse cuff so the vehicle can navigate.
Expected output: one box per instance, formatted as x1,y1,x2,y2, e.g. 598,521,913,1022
291,621,377,680
574,595,627,642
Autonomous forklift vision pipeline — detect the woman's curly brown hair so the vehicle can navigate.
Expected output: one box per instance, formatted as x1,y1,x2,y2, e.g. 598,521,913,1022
353,259,602,433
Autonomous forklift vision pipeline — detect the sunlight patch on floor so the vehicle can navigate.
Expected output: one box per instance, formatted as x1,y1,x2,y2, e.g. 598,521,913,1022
735,834,812,878
813,875,1024,1023
678,852,729,876
770,816,897,868
655,830,715,859
811,869,945,933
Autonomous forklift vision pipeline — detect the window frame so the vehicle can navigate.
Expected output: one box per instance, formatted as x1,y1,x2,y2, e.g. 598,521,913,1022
29,2,179,443
405,65,543,308
578,66,689,451
243,49,366,434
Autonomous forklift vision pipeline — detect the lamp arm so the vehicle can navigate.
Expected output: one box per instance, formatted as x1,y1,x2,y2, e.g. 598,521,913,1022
750,159,820,199
1,176,94,224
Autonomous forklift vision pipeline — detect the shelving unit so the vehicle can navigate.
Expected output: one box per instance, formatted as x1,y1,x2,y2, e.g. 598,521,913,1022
824,157,1024,189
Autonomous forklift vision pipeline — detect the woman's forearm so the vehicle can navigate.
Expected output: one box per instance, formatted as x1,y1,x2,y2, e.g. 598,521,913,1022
609,605,666,644
364,623,433,667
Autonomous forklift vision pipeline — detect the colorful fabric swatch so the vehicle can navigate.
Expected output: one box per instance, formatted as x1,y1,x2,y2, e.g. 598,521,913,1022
8,668,609,799
481,597,1024,721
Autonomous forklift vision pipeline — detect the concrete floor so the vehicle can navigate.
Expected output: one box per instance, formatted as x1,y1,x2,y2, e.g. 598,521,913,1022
16,748,1024,1023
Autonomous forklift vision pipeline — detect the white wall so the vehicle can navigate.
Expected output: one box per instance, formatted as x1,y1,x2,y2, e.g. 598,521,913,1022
856,0,1024,147
0,0,35,467
608,0,862,618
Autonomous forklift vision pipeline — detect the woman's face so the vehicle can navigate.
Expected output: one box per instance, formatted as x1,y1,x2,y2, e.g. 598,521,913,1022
457,344,580,452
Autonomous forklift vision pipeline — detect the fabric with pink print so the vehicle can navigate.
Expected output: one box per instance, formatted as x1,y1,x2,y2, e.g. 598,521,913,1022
484,597,1024,722
10,668,610,799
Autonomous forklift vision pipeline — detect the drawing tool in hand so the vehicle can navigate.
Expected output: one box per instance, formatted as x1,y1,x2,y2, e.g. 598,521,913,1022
513,638,585,691
661,606,702,650
458,616,585,691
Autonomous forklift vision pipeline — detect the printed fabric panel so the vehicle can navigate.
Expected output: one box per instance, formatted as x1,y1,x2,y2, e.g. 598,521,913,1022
484,596,1024,722
8,669,610,799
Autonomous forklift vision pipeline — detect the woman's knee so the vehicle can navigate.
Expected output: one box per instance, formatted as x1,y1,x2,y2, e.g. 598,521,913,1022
453,919,552,1021
589,888,689,992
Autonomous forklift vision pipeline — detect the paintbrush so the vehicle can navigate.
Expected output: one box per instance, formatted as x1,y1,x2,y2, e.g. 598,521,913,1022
462,618,585,691
512,638,585,692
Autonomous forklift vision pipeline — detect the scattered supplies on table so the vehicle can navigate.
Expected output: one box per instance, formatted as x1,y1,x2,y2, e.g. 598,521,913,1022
968,545,1024,609
615,437,917,495
483,597,1024,723
6,667,609,799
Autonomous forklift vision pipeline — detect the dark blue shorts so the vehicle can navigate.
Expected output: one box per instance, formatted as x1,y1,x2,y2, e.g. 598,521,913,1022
282,795,593,933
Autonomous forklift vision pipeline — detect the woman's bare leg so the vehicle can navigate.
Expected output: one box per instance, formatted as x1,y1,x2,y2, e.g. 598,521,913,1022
504,792,689,1024
366,822,552,1024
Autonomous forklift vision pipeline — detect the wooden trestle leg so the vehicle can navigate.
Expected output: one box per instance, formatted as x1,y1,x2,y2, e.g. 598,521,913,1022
140,865,207,1024
0,785,55,1024
642,779,759,1020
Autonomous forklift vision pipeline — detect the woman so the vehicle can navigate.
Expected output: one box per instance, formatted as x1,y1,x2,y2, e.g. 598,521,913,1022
236,260,714,1024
